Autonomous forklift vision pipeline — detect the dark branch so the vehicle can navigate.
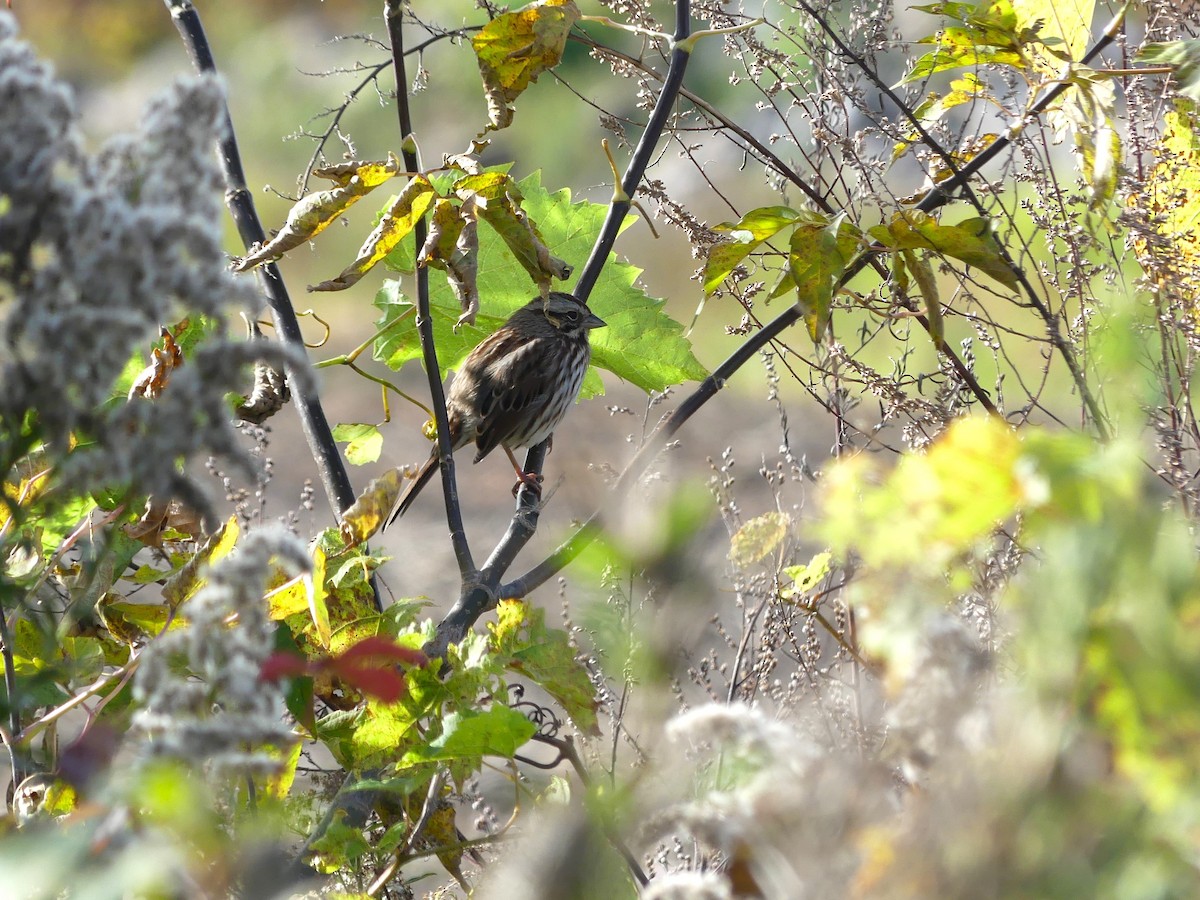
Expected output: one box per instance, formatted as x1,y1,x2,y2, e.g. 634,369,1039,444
163,0,381,612
384,0,476,579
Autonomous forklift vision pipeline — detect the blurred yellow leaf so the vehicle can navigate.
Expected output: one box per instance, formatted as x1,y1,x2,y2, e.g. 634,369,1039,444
730,512,791,567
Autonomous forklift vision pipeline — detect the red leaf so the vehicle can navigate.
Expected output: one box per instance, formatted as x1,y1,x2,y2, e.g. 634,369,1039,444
334,635,428,668
260,652,312,683
331,662,409,703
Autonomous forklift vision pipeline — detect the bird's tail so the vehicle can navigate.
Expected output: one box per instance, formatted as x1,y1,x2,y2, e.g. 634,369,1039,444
384,452,439,529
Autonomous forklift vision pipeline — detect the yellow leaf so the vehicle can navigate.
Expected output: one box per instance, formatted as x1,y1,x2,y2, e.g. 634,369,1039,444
339,469,405,548
730,512,791,567
472,0,581,130
235,154,404,271
310,175,437,292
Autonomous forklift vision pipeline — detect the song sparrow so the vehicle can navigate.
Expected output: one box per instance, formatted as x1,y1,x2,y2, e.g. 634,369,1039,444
384,291,606,527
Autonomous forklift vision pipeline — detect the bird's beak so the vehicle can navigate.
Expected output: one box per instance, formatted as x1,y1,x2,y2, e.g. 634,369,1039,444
584,311,606,329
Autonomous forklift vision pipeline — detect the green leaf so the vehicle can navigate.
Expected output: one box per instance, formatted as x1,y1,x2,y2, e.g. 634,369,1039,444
1139,41,1200,102
490,599,600,734
789,215,858,340
869,212,1018,289
397,706,536,782
781,550,833,598
332,423,383,466
374,171,706,397
703,206,808,293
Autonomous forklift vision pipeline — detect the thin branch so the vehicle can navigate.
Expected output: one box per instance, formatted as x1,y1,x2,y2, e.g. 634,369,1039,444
533,733,649,888
0,597,23,790
427,1,697,656
575,32,998,416
163,2,378,544
367,769,448,896
385,0,476,580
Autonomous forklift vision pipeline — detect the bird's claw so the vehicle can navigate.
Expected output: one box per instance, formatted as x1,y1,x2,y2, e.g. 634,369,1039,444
512,471,545,498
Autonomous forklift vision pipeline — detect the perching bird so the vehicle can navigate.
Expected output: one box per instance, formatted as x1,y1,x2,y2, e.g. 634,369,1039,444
384,291,605,527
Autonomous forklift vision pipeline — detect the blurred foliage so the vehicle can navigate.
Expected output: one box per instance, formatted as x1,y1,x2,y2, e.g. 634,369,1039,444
5,0,1200,898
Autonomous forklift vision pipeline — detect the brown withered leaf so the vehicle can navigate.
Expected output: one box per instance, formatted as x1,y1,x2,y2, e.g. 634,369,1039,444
310,175,437,292
128,326,184,401
472,0,581,131
124,496,206,546
420,196,481,327
235,153,405,272
452,171,571,294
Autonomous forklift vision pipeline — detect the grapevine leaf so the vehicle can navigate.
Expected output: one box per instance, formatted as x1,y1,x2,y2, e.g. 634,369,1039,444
704,206,808,293
374,171,706,397
789,214,859,340
397,706,536,782
332,423,383,466
868,211,1018,289
729,512,791,567
338,468,404,548
489,599,600,735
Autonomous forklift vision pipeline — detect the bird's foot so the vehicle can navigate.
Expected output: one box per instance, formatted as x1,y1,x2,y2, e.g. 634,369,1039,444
511,471,545,498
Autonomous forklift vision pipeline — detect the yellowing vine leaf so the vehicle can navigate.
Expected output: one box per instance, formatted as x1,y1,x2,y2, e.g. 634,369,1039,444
704,206,809,294
338,468,405,548
311,175,437,292
453,171,571,294
472,0,581,131
419,197,481,326
869,211,1018,289
1012,0,1095,66
235,154,404,271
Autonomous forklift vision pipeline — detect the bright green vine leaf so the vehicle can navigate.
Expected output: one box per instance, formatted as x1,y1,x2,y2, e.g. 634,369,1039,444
374,172,706,398
397,706,537,783
490,599,600,735
869,211,1018,289
473,0,581,131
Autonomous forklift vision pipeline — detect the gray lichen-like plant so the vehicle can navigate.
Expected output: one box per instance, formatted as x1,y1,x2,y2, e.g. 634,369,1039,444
132,527,307,774
0,11,295,519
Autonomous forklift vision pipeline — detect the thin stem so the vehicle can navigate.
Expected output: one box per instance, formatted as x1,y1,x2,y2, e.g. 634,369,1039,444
163,3,370,517
573,2,693,302
0,592,24,789
385,0,476,579
428,1,698,653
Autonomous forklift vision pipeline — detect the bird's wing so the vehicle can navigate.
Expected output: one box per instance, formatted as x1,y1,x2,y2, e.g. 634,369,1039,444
470,332,554,460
